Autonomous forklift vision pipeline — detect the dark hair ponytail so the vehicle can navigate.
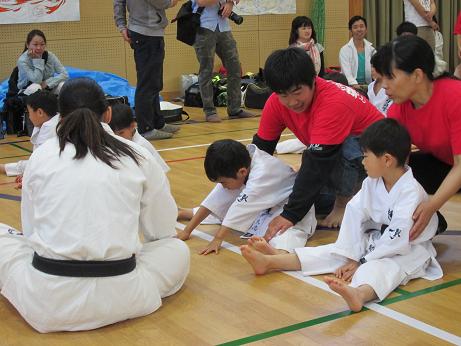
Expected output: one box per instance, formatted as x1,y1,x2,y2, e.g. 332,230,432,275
57,80,142,168
57,108,141,168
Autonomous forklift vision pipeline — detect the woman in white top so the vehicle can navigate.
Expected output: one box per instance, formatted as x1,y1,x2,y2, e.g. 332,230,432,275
0,77,189,333
339,16,376,89
289,16,325,77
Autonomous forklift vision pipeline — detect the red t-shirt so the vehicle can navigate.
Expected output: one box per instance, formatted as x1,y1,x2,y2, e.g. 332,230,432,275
388,78,461,165
257,78,383,145
455,11,461,35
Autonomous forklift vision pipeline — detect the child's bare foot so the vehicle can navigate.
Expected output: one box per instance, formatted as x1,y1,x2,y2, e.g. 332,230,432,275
324,276,364,312
248,236,279,255
240,245,270,275
177,208,193,221
318,196,349,228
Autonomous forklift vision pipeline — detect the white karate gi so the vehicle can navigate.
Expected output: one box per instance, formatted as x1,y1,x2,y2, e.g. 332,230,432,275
276,138,306,154
4,114,60,176
132,129,170,173
0,128,189,332
294,167,443,300
367,81,393,116
201,144,317,252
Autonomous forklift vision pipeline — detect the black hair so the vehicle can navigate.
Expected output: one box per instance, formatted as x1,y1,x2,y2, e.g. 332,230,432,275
373,35,435,81
264,47,316,93
360,118,411,167
289,16,317,45
57,77,141,168
323,71,349,86
25,90,58,118
396,21,417,36
204,139,251,181
348,16,367,30
24,29,46,52
109,103,135,132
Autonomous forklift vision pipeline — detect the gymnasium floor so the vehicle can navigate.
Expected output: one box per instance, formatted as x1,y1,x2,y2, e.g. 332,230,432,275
0,107,460,345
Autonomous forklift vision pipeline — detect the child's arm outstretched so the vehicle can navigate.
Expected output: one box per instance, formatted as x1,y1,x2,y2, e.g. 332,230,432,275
199,225,232,255
177,206,212,240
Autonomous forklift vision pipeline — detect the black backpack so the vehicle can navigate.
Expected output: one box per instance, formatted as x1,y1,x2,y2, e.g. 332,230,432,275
171,1,204,46
1,51,49,135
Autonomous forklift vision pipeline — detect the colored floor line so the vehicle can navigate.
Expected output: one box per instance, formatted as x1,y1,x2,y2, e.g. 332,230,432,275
175,223,461,345
157,133,294,152
0,154,30,160
0,193,21,202
9,143,32,153
0,139,29,146
165,156,205,164
173,127,259,139
394,287,411,295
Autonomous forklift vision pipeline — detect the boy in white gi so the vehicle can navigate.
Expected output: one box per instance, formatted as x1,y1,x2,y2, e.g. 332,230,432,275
109,103,170,173
0,91,59,177
241,119,444,312
177,139,317,255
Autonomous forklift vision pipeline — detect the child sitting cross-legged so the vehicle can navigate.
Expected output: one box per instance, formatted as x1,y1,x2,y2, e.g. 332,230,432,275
0,90,59,177
241,118,444,312
109,103,169,173
177,139,317,255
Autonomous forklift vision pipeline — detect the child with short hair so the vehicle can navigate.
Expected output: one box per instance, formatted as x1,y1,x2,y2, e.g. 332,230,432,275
109,103,169,173
0,90,59,176
241,118,443,312
367,52,392,116
177,139,317,255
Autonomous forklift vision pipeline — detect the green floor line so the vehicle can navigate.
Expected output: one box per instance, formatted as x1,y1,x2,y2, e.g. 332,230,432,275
217,309,357,346
0,154,31,160
381,278,461,306
9,143,32,154
394,287,411,295
218,277,461,346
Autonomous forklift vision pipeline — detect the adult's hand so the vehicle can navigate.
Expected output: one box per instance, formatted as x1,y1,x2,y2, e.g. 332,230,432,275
28,49,42,59
264,215,293,241
409,200,436,241
220,1,233,18
120,28,131,44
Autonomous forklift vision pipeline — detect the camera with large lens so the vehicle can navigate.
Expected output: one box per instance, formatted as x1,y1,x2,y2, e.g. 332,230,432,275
218,8,243,25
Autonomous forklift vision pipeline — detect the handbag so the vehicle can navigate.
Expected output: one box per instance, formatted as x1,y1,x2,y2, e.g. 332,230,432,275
171,1,205,46
243,83,272,109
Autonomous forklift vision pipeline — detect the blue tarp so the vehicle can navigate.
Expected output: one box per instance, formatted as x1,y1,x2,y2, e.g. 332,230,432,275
0,67,138,109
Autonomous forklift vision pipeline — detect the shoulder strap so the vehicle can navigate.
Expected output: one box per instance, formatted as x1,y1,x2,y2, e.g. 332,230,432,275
197,6,205,14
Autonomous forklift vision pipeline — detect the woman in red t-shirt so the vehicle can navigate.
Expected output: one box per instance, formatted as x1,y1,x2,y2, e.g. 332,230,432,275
375,35,461,240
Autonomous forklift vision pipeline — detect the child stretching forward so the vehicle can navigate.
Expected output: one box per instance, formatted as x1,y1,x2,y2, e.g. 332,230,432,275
241,119,443,312
0,91,59,176
177,139,317,255
109,103,169,173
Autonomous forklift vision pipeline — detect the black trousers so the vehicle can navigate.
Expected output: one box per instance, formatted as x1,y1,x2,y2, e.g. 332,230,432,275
409,152,452,194
129,31,165,133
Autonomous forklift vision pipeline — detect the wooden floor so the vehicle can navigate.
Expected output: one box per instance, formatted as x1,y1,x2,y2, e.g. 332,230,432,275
0,107,460,345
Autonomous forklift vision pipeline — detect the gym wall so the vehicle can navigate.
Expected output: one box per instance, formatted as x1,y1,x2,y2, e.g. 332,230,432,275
0,0,350,96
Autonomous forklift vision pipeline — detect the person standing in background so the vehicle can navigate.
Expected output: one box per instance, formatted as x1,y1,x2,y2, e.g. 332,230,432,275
402,0,436,50
114,0,180,140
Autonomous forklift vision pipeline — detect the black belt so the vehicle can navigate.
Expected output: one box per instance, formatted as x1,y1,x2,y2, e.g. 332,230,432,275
32,252,136,277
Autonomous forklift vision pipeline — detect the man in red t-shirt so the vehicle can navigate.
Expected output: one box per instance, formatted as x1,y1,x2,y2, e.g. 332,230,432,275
454,11,461,78
253,48,383,240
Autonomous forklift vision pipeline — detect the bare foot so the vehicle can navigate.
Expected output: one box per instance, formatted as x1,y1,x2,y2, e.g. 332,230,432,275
324,276,364,312
240,245,270,275
318,196,349,228
248,236,279,255
177,208,193,221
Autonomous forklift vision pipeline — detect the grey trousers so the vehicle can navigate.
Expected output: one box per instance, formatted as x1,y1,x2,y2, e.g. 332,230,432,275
194,27,242,117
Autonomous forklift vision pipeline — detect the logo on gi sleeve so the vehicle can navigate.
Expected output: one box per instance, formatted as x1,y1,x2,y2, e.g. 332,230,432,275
237,193,248,203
